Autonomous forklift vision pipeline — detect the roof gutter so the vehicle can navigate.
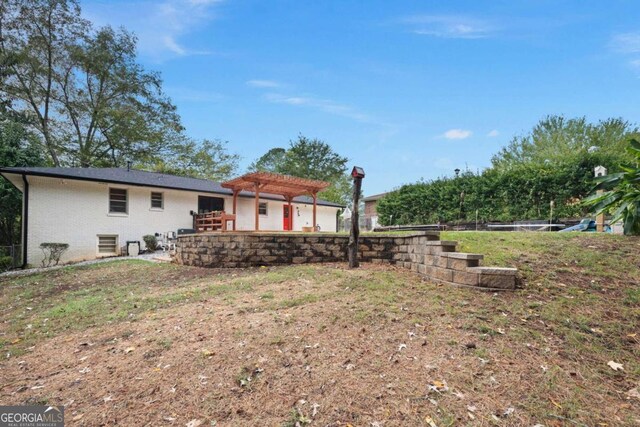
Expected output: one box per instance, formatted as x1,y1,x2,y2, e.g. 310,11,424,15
21,174,29,269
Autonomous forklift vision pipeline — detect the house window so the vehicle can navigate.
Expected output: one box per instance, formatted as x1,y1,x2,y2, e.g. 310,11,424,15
97,235,118,255
151,192,163,209
258,202,268,215
109,188,127,213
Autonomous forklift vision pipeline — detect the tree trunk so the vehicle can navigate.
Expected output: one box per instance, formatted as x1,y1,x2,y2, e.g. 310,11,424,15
348,177,362,268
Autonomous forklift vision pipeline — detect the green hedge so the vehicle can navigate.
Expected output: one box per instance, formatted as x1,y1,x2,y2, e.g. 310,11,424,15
377,154,620,224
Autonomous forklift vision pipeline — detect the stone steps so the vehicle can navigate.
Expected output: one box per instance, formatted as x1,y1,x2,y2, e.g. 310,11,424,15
416,240,516,290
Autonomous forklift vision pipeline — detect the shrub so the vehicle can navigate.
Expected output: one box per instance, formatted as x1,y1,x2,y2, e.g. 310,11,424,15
585,139,640,235
143,235,158,251
39,243,69,267
0,256,13,271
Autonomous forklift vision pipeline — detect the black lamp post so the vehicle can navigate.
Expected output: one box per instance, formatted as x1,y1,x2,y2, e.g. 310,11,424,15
454,168,460,178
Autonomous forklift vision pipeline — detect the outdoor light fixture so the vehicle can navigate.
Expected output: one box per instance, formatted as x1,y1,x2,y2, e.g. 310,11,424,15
454,168,460,177
351,166,365,179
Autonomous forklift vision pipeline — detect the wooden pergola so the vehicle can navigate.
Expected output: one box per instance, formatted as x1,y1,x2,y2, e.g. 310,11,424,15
221,172,330,231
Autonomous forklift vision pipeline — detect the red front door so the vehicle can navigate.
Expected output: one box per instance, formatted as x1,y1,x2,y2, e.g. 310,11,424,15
283,205,292,230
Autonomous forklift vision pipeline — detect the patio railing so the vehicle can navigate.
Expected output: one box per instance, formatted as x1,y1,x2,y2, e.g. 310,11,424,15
193,211,236,232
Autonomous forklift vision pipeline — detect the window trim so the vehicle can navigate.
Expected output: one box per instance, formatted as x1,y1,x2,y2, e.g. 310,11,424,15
258,202,268,216
97,234,119,256
108,187,128,215
150,191,164,210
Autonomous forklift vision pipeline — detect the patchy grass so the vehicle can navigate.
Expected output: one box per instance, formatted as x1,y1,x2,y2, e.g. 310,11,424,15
0,233,638,426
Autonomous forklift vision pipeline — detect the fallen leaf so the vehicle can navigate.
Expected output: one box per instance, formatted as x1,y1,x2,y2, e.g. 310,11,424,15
124,347,135,354
549,398,562,409
186,419,202,427
424,416,438,427
428,380,448,393
607,360,624,371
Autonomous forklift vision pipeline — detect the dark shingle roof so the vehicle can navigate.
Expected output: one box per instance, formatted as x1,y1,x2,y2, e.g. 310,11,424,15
0,167,344,208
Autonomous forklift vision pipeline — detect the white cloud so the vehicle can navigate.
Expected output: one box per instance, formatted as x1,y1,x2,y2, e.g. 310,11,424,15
610,32,640,54
163,36,187,55
246,80,281,88
403,15,494,39
443,129,472,140
264,93,370,122
487,129,500,137
83,0,223,60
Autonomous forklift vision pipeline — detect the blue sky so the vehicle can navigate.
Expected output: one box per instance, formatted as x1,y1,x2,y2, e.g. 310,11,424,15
83,0,640,195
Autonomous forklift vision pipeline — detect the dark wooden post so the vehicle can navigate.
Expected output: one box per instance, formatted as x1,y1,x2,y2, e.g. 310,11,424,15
254,183,260,231
348,166,365,268
312,192,318,231
232,189,239,231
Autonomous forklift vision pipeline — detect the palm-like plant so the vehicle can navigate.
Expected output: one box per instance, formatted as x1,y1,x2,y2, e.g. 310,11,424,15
584,139,640,235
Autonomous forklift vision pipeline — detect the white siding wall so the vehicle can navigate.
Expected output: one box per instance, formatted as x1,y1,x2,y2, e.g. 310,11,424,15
25,176,339,265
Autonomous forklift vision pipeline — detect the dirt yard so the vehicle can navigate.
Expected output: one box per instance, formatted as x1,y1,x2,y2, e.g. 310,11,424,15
1,232,638,426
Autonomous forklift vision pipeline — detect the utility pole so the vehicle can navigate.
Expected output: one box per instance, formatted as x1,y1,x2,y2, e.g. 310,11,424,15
348,166,365,268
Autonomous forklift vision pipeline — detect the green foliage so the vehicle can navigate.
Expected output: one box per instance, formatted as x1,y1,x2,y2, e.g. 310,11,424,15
0,113,45,245
248,147,286,172
584,139,640,235
250,135,351,205
148,138,240,181
0,256,13,271
492,116,637,170
0,0,183,168
39,243,69,267
143,235,158,252
378,117,635,225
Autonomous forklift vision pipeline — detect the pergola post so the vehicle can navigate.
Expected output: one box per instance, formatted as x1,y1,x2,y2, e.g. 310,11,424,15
254,183,260,231
312,192,317,231
286,196,293,231
232,189,239,231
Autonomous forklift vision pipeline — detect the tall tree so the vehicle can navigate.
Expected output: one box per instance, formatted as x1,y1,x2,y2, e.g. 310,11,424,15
279,135,349,182
248,147,286,172
492,116,637,170
0,0,183,167
249,135,351,204
149,138,240,181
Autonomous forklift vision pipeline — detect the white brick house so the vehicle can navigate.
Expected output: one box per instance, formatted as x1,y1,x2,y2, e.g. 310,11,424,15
0,168,343,266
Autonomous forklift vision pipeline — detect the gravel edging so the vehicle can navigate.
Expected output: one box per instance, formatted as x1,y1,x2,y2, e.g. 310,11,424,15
0,252,169,279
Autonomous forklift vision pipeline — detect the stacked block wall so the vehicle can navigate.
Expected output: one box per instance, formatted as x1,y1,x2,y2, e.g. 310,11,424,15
175,231,517,290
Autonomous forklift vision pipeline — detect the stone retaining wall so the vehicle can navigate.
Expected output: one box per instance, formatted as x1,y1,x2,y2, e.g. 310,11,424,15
175,231,517,290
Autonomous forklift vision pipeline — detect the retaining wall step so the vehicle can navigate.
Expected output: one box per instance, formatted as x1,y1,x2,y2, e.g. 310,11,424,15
467,267,517,276
424,240,458,246
440,252,484,260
